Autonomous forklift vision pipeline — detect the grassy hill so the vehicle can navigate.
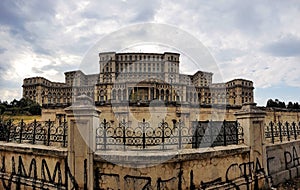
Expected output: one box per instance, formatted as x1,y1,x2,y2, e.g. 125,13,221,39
1,115,41,124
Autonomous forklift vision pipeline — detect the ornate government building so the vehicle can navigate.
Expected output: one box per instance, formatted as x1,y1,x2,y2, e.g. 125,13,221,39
22,52,254,108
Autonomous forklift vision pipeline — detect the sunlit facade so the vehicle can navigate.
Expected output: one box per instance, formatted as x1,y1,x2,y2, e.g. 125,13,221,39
22,52,254,107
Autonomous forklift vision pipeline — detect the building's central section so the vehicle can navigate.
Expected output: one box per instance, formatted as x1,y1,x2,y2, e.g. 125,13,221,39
23,51,254,108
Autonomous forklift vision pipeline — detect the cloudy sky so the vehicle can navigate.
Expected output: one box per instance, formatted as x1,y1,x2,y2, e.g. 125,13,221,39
0,0,300,106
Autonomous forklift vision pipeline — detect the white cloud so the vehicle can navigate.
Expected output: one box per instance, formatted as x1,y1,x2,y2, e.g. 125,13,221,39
0,0,299,106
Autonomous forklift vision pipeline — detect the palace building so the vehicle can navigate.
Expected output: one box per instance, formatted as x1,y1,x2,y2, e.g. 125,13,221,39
22,52,254,109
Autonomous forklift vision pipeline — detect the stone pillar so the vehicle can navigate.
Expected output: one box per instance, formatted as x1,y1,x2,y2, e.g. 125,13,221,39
65,95,101,189
148,87,151,101
234,103,267,188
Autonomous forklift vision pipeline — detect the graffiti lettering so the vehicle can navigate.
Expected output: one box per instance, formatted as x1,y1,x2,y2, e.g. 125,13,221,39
124,175,151,190
200,177,222,189
95,166,184,190
94,158,268,190
94,167,120,190
224,158,267,189
0,155,83,190
284,146,300,170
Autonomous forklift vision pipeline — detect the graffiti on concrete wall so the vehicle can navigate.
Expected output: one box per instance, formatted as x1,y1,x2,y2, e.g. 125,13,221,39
267,145,300,184
95,166,183,190
94,158,269,190
200,158,267,189
284,146,300,170
0,155,85,190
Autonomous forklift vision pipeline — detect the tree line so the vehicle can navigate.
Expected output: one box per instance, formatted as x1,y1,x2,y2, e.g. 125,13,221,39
266,99,300,109
0,98,41,115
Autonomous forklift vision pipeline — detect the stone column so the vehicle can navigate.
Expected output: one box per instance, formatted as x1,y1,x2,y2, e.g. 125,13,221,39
148,87,151,101
65,95,101,189
234,103,267,188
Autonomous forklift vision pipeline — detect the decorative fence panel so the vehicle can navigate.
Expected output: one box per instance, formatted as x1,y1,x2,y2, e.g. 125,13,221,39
191,120,244,148
265,121,300,144
0,118,68,147
96,119,244,151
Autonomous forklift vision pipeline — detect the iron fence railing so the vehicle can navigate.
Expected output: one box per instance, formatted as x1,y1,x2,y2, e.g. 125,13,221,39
265,121,300,144
95,119,244,151
0,118,68,147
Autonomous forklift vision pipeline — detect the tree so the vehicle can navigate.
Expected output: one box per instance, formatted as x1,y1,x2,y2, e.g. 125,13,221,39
266,99,277,107
19,98,28,108
28,103,41,115
278,101,286,108
266,98,288,108
0,97,41,115
294,102,300,109
0,105,5,115
10,99,20,107
287,102,294,109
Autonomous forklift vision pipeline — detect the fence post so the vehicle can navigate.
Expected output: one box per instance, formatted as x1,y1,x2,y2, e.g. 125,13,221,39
278,122,283,142
119,119,126,150
47,119,51,146
234,103,267,189
19,119,24,143
178,120,182,149
292,122,297,140
62,116,67,147
103,119,107,150
286,122,290,141
65,95,101,189
32,119,37,144
142,118,146,149
122,119,126,150
223,120,227,146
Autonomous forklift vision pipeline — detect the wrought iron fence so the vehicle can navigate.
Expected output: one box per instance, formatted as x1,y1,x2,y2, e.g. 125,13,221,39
0,118,68,147
265,121,300,144
96,119,244,151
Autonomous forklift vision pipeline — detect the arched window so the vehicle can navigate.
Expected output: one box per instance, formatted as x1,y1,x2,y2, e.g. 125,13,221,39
117,89,121,100
99,90,105,101
47,92,52,103
112,89,116,100
166,89,170,101
53,93,56,103
123,89,127,101
160,89,164,101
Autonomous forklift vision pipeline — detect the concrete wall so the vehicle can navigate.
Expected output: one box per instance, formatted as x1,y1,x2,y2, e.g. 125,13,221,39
266,140,300,186
94,145,258,190
0,142,68,189
4,99,300,189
